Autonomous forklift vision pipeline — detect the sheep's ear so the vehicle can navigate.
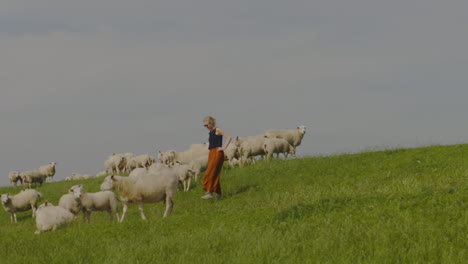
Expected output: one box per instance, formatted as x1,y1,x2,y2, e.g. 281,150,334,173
110,175,115,180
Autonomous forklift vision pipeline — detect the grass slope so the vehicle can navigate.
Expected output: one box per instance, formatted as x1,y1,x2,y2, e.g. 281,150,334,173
0,144,467,263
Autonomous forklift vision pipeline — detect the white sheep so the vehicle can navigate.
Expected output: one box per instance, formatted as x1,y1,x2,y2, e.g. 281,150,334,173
158,150,176,166
263,138,296,159
69,184,120,223
20,170,46,187
188,155,208,181
39,162,56,182
34,202,75,234
235,135,267,166
58,193,82,215
131,154,154,169
8,171,22,186
65,173,93,181
1,189,43,223
264,125,306,151
172,163,195,192
104,153,126,174
172,143,209,165
100,170,178,222
224,143,240,167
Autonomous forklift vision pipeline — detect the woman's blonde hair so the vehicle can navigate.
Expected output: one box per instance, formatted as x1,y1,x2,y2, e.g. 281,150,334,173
203,116,216,126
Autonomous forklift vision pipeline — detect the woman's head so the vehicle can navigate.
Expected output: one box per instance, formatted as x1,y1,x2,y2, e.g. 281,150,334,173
203,116,216,129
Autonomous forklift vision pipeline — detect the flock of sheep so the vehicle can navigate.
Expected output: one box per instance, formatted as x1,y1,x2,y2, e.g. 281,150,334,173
1,126,306,234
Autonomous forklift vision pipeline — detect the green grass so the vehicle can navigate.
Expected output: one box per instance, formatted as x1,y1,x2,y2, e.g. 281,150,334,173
1,144,467,263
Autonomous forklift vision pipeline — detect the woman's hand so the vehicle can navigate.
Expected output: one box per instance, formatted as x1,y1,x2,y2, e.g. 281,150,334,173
217,147,224,152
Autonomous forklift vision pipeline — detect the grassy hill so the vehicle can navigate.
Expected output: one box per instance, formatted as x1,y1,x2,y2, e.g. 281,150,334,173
0,144,466,263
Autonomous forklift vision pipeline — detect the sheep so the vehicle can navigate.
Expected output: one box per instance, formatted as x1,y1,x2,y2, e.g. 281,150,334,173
131,154,154,169
100,170,178,222
171,163,195,192
188,155,208,181
224,143,240,167
65,173,93,181
263,138,296,159
58,193,82,215
20,170,46,187
68,185,120,223
58,194,81,216
39,162,56,182
8,171,22,186
1,189,43,223
264,125,306,151
104,153,126,174
172,143,209,165
158,150,176,166
235,135,267,166
34,202,75,234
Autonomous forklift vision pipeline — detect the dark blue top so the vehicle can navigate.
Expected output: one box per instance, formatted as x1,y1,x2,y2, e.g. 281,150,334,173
208,128,223,149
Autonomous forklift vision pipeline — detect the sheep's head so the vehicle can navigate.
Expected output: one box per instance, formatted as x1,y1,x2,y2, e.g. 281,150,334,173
69,185,84,199
1,194,11,204
100,175,115,191
297,125,306,135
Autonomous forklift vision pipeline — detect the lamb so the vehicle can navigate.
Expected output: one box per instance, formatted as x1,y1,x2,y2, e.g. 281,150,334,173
172,143,209,165
264,125,306,151
34,202,75,234
8,171,22,186
263,138,296,159
39,162,56,182
188,155,208,181
58,193,82,215
104,153,126,174
172,163,195,192
20,170,46,187
100,170,178,222
68,185,120,223
235,135,267,166
1,189,43,223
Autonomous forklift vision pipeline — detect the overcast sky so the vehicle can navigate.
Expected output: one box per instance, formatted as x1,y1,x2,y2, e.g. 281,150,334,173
1,0,467,186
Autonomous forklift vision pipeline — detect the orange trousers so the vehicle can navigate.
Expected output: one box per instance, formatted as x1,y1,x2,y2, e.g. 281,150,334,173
202,148,224,194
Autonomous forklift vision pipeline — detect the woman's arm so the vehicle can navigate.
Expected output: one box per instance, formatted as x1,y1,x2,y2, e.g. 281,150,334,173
216,127,232,151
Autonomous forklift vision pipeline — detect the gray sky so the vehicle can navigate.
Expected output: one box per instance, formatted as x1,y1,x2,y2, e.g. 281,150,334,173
1,0,467,186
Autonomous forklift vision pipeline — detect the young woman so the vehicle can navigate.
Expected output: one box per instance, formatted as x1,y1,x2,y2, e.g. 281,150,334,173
201,116,232,200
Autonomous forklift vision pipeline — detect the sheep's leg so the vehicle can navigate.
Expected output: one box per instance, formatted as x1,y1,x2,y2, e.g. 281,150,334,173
138,203,147,220
120,204,128,222
187,177,192,191
163,196,173,217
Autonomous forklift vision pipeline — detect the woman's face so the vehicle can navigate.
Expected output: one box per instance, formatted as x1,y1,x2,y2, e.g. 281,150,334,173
204,122,214,130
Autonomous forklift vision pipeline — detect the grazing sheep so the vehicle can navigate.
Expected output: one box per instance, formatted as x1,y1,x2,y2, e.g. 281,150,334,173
100,170,178,222
1,189,43,223
158,150,176,166
20,170,46,187
35,202,75,234
58,193,82,215
104,153,126,174
39,162,56,182
172,163,195,192
264,125,306,151
8,171,22,186
172,143,209,165
69,185,120,223
263,138,296,159
96,171,107,177
235,135,267,166
188,155,209,181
